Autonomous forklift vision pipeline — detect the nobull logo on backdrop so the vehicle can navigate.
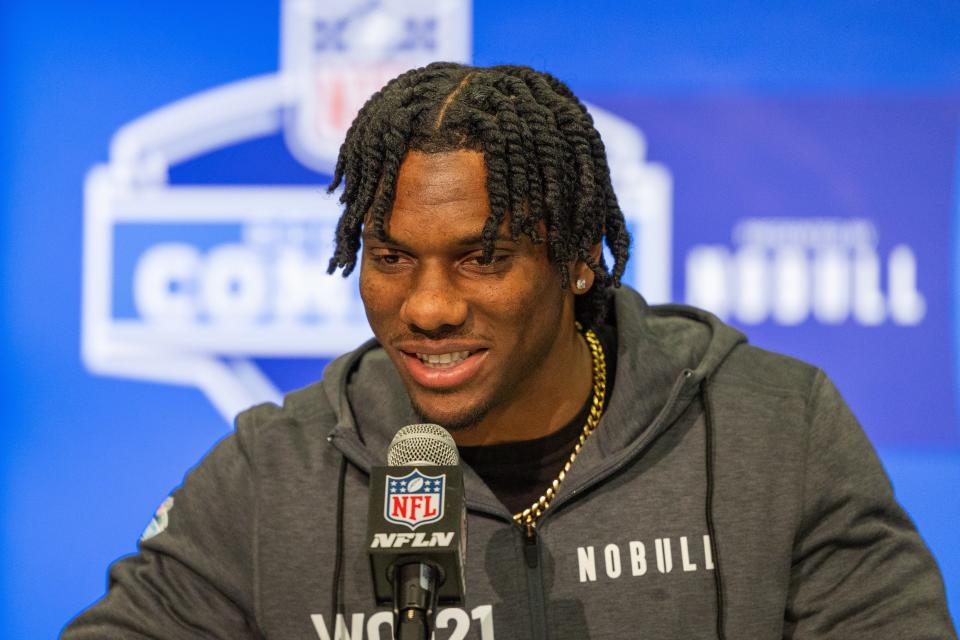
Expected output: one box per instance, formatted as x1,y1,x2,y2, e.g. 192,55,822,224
685,218,925,327
82,0,672,423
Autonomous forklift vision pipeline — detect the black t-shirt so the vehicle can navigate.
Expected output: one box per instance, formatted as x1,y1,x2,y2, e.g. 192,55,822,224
458,324,617,515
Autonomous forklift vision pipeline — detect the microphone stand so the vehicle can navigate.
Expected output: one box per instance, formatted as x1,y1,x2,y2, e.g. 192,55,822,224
393,561,440,640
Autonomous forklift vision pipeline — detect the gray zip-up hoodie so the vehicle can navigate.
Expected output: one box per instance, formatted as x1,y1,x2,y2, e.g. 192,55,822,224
64,286,956,639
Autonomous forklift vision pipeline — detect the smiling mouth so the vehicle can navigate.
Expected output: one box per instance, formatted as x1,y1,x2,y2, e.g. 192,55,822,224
415,351,472,368
398,347,489,390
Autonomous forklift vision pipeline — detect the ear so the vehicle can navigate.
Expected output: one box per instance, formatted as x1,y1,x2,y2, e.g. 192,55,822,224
569,241,603,295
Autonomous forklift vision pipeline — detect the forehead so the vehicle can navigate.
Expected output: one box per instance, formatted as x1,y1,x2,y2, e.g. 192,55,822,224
379,150,492,238
395,149,487,205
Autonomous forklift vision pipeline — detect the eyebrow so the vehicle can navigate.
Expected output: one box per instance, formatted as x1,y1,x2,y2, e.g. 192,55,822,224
362,231,412,252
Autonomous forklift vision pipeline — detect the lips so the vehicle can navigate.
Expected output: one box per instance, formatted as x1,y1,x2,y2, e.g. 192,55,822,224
397,346,489,390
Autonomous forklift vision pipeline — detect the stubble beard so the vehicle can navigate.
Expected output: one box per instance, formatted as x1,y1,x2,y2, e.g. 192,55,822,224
409,388,500,433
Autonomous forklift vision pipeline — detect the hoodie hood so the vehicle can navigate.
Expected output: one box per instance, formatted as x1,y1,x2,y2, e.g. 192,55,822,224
321,285,746,516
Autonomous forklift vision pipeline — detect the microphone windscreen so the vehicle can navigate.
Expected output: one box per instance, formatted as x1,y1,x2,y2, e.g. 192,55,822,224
387,423,459,466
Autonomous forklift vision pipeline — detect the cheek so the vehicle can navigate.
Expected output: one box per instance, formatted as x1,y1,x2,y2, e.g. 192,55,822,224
359,268,401,331
476,266,566,329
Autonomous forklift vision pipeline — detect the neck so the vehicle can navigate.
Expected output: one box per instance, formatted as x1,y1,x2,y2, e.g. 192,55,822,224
451,322,595,447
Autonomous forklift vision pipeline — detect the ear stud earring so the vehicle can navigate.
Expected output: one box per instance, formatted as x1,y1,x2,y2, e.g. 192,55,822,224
575,278,587,290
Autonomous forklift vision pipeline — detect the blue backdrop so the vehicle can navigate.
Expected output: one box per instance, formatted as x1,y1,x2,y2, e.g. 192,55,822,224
1,1,959,637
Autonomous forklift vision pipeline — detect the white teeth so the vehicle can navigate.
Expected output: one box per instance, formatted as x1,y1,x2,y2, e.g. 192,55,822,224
416,351,471,367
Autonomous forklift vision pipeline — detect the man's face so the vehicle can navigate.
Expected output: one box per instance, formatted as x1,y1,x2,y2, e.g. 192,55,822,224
359,149,577,431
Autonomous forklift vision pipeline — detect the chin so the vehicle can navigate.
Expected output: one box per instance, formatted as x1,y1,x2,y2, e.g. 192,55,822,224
409,395,493,433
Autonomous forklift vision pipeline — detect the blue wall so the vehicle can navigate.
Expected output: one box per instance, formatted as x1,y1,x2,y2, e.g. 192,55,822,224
1,1,958,637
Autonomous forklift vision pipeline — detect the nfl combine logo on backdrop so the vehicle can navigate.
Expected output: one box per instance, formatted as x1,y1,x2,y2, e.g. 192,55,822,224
82,0,672,424
281,0,471,171
385,470,446,530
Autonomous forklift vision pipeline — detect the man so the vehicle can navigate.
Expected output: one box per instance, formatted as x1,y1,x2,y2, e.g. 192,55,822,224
64,63,956,639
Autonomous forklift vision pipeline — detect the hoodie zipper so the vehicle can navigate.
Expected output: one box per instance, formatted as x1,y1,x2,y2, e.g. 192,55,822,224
521,522,548,640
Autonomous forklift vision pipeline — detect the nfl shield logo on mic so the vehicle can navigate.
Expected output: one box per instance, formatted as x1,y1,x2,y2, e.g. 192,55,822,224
384,469,446,530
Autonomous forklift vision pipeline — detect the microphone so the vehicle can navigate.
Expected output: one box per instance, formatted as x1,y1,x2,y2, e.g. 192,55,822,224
367,424,466,640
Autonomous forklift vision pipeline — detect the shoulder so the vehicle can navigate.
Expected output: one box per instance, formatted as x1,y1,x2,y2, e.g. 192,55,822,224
234,338,383,436
714,343,822,402
236,379,337,432
706,344,845,462
228,339,400,476
227,381,338,478
230,342,379,474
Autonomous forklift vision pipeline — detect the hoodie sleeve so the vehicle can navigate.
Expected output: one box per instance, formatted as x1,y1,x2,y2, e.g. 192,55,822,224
783,370,956,639
61,415,263,639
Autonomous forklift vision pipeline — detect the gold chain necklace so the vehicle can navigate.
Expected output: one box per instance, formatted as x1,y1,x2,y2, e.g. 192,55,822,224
513,323,606,533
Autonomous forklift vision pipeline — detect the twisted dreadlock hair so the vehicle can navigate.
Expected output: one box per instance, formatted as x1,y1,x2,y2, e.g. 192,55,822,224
326,62,630,325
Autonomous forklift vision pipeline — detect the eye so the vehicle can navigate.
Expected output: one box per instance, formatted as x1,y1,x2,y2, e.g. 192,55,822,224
462,251,512,274
368,249,411,271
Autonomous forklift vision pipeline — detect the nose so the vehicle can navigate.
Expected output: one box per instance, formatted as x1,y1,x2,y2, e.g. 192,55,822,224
399,262,468,335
